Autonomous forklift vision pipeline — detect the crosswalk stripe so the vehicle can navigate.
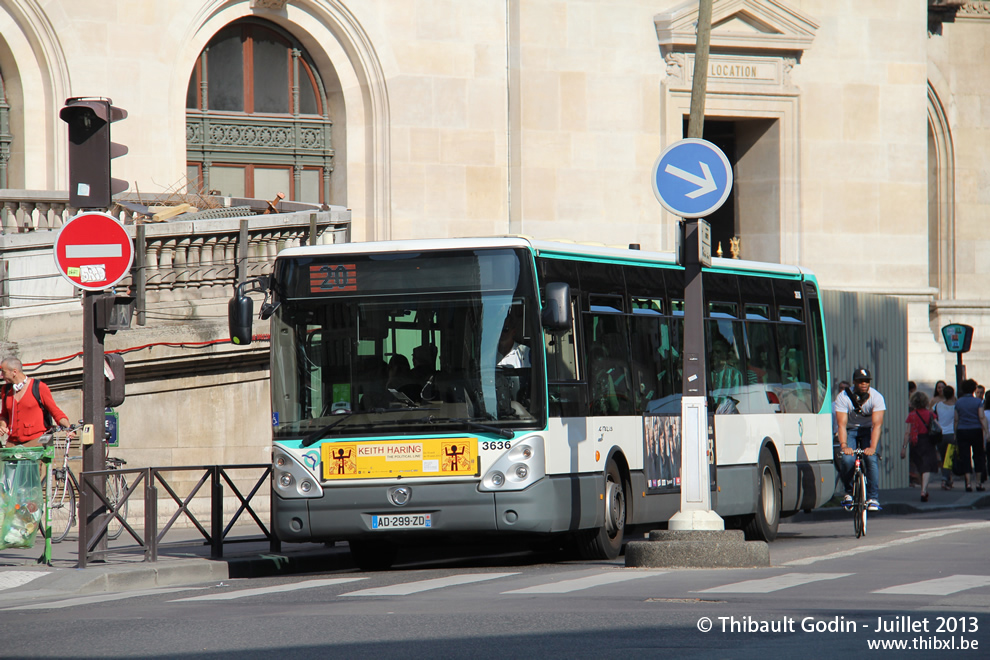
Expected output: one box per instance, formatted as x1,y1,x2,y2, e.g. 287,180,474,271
697,572,853,594
6,586,207,611
873,575,990,596
0,571,48,591
502,570,667,594
340,572,518,597
170,577,368,602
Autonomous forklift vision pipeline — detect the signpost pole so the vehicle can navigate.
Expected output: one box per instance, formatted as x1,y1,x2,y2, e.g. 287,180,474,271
956,353,966,398
54,211,133,566
77,291,108,566
669,218,722,531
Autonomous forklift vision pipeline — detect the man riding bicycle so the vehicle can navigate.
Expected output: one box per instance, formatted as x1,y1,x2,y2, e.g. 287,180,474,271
835,368,886,511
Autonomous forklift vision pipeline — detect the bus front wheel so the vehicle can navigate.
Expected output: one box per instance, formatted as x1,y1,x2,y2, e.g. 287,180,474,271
576,459,627,560
744,447,781,542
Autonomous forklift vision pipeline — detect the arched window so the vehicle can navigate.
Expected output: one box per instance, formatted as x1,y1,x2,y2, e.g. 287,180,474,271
186,19,333,203
928,82,954,299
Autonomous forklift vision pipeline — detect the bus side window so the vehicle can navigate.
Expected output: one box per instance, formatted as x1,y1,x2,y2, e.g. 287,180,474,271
731,320,778,414
707,319,747,414
775,311,813,413
584,313,634,416
629,300,676,414
805,283,828,412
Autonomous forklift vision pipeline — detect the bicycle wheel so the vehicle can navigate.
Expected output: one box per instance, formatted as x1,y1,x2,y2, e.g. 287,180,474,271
106,473,128,541
853,471,867,539
43,469,76,544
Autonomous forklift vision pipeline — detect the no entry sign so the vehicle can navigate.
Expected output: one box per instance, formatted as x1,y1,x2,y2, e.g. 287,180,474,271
53,212,134,291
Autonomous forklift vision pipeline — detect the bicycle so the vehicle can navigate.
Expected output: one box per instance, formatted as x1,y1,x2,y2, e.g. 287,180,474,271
40,424,129,543
843,448,869,538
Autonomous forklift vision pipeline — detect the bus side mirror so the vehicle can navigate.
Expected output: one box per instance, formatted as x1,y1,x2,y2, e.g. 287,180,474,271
541,282,571,332
229,294,254,345
229,276,272,345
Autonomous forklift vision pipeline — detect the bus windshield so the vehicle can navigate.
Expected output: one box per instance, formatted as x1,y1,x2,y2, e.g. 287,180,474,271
269,248,544,440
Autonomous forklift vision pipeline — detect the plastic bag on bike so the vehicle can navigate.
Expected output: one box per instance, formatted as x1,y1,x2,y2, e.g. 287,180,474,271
0,448,44,549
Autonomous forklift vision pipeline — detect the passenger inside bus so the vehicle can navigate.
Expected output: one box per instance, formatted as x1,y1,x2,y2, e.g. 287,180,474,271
497,320,531,368
410,343,438,381
711,336,744,392
356,356,390,411
496,314,532,416
386,354,411,389
590,344,633,416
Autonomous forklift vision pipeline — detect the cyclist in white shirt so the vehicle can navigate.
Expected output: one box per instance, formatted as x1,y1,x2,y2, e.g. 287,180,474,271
835,368,886,511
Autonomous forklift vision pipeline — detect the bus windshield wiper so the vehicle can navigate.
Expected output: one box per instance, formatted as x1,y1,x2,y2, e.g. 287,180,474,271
299,407,438,447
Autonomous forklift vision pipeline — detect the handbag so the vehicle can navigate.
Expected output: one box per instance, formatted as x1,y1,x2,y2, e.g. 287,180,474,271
919,409,942,443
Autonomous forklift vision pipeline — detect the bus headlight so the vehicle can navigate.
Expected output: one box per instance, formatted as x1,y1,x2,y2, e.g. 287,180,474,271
272,446,324,499
479,435,545,492
486,471,505,489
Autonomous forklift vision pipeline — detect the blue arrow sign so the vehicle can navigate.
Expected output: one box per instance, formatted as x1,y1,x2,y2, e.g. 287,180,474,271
651,138,733,218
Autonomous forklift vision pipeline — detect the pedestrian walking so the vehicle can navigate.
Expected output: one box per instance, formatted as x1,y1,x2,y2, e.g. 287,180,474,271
953,379,988,492
933,384,956,489
0,356,70,447
901,391,940,502
930,380,948,409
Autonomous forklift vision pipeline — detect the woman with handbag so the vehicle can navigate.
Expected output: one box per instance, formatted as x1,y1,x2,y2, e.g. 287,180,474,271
902,391,941,502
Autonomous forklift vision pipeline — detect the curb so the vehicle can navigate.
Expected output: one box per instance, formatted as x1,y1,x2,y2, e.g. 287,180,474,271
2,546,348,598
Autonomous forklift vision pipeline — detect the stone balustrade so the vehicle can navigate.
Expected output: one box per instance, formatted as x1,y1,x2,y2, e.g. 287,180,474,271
0,190,350,318
0,189,76,232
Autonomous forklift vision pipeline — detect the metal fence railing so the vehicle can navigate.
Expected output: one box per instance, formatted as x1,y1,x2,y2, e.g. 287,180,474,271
78,463,279,566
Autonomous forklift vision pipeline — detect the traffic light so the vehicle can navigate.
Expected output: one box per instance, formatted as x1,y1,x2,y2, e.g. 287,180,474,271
104,353,125,408
94,293,136,332
59,97,128,209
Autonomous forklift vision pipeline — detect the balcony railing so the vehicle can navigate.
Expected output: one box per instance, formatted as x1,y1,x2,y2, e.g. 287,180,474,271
0,190,350,318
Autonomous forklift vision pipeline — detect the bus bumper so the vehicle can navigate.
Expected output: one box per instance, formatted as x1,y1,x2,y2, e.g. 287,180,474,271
273,473,601,542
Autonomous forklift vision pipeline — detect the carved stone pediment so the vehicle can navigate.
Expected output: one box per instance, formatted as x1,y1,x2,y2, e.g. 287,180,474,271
655,0,819,55
252,0,290,10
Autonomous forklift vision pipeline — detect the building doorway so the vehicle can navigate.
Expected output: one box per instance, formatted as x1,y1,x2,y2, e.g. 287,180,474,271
683,116,782,263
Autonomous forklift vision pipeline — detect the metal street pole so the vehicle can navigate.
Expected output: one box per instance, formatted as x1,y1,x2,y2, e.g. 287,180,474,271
669,0,723,532
78,291,107,566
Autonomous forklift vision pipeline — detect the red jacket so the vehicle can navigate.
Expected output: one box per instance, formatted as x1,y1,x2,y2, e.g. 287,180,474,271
1,379,68,445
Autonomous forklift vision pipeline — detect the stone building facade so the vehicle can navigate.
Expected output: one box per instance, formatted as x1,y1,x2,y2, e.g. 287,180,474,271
1,1,989,403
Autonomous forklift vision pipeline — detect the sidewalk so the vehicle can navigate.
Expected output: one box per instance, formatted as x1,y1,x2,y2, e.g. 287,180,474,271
1,485,988,601
792,482,990,521
0,526,351,601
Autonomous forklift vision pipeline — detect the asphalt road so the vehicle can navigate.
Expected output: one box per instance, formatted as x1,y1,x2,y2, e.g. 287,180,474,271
2,509,989,659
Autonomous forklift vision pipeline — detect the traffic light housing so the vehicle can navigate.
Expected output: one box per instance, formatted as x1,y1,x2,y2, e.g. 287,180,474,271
104,353,125,408
94,293,136,332
59,97,128,209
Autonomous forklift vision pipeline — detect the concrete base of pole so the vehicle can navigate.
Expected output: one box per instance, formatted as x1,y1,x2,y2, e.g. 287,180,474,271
668,508,725,531
624,529,770,568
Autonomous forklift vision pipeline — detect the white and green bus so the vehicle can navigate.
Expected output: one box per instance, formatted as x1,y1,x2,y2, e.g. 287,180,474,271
229,237,834,569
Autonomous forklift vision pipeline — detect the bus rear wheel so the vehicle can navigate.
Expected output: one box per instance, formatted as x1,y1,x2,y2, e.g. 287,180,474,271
744,447,781,542
348,539,398,571
576,459,627,560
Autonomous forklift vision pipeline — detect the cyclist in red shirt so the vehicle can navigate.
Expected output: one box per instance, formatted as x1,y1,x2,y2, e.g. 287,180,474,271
0,357,70,447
